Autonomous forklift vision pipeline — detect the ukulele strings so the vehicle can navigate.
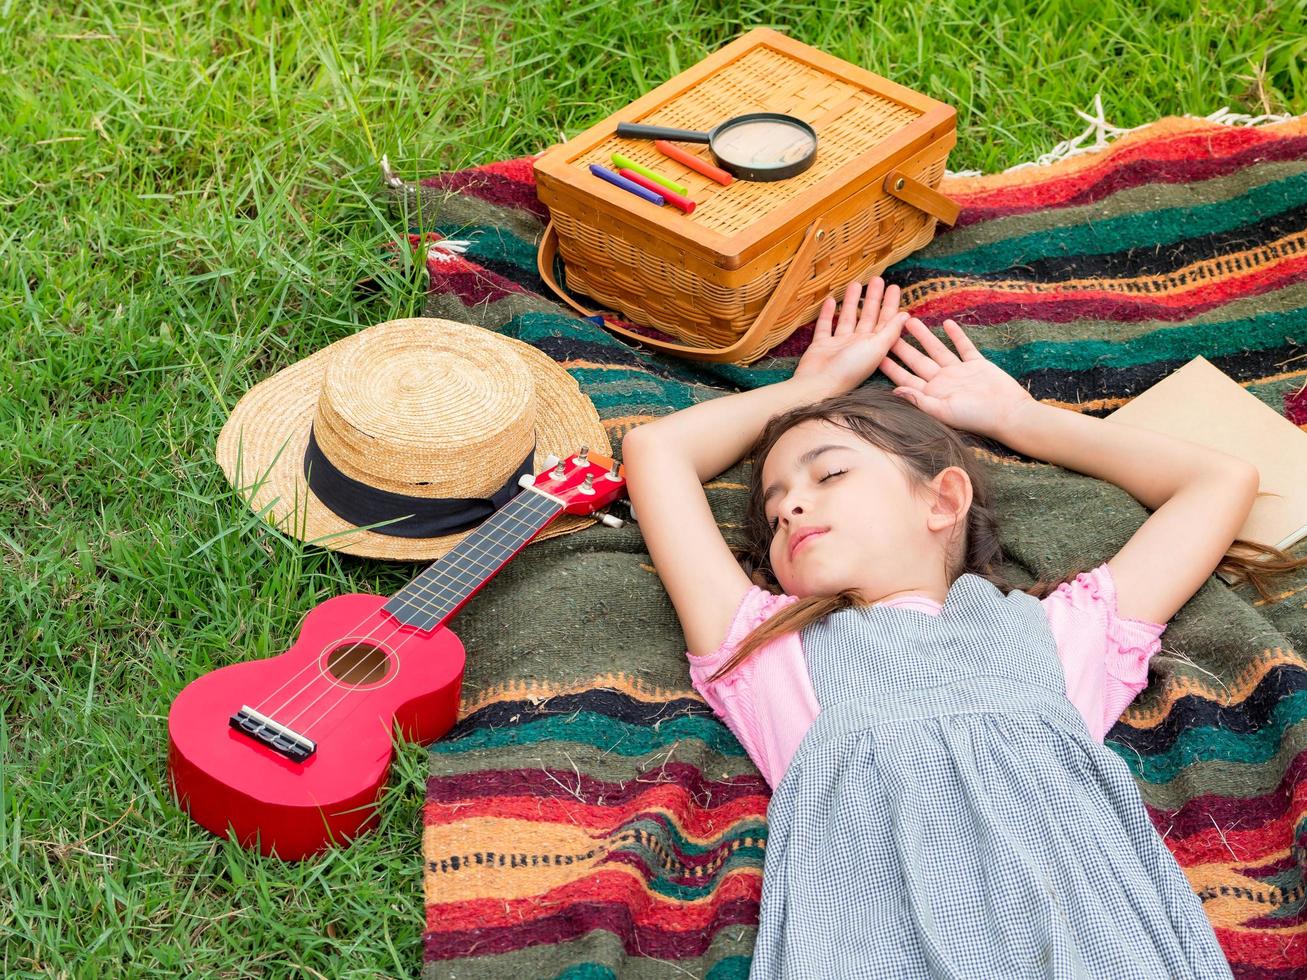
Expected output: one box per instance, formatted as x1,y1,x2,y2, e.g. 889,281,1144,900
251,496,548,724
261,495,561,737
280,499,559,738
248,498,537,722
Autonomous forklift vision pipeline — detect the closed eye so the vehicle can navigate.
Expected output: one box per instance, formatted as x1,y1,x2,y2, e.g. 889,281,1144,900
766,469,848,531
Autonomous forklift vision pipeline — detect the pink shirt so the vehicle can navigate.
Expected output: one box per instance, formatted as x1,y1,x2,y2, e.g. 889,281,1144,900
687,563,1165,789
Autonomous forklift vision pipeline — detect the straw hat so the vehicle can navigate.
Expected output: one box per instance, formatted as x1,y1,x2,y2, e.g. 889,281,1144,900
216,317,611,561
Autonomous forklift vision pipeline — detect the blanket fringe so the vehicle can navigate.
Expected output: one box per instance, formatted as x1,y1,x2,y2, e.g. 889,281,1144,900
946,93,1298,178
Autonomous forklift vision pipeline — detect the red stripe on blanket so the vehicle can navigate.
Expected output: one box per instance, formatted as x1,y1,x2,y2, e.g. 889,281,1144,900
425,895,761,960
1146,751,1307,843
426,761,768,808
908,271,1306,325
945,126,1304,213
419,167,550,219
950,135,1307,227
426,263,531,306
425,867,761,938
1211,925,1307,971
1159,807,1305,868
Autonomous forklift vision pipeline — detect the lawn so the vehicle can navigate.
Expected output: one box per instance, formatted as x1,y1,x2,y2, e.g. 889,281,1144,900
3,0,1305,975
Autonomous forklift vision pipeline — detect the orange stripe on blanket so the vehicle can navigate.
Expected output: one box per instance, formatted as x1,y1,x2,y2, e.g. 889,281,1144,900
1255,580,1307,607
559,358,630,370
602,414,656,439
1188,859,1307,913
1120,648,1306,727
902,231,1307,310
423,816,765,905
457,673,700,715
1039,396,1133,412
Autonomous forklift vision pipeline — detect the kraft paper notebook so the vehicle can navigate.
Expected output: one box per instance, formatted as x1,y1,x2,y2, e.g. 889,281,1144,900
1105,356,1307,552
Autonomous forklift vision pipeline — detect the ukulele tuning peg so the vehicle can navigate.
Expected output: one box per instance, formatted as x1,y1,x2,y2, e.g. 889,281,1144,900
576,445,590,465
552,458,567,478
600,512,625,529
607,460,621,479
581,472,595,489
542,454,561,470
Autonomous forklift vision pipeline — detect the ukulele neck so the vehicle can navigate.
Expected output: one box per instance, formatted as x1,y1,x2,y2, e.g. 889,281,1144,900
381,488,565,632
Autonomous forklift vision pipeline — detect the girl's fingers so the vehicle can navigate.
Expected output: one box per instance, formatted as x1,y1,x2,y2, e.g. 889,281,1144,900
888,338,939,380
942,319,982,360
814,295,838,339
854,277,885,332
875,311,910,349
877,354,924,390
892,387,946,416
834,280,862,336
905,317,959,366
877,283,902,329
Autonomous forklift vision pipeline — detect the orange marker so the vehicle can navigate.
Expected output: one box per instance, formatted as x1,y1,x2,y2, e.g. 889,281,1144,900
654,140,734,186
617,169,696,214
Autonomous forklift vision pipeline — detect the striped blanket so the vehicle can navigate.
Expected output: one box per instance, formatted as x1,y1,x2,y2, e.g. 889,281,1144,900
391,115,1307,979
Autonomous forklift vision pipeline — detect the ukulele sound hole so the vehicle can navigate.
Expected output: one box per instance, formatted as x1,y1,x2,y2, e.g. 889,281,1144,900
326,642,391,685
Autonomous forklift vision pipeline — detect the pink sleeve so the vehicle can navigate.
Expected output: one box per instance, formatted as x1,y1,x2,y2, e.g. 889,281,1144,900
1041,563,1167,742
686,587,819,788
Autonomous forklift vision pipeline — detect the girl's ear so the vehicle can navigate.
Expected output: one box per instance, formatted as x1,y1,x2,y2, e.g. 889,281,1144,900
926,466,973,532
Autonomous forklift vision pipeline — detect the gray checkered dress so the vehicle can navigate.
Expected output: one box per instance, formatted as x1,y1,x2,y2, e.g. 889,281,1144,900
750,573,1231,979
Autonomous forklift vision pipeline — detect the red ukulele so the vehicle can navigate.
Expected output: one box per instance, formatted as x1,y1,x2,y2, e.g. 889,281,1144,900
168,449,626,860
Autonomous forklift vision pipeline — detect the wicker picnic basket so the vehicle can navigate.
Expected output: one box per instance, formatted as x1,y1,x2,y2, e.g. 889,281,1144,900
533,28,960,364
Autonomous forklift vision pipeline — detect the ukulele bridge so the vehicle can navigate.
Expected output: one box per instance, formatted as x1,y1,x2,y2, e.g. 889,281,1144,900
230,705,317,763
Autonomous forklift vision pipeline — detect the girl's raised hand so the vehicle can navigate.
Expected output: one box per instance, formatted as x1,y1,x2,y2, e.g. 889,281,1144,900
792,278,910,395
878,317,1035,440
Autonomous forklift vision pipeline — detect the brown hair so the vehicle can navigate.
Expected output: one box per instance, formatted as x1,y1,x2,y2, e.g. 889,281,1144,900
710,387,1307,682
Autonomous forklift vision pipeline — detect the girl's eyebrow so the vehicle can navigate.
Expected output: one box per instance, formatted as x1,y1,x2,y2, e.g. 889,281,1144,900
762,444,851,506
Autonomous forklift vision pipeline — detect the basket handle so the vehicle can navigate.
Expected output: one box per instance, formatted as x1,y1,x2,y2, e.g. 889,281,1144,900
536,220,825,364
884,170,960,226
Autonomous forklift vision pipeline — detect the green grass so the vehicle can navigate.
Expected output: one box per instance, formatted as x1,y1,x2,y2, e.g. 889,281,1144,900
1,0,1304,974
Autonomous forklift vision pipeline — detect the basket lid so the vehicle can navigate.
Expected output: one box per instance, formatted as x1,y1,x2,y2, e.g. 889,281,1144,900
533,28,956,271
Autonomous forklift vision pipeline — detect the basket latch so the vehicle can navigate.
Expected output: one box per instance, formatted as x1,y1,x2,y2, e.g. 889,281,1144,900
884,171,960,227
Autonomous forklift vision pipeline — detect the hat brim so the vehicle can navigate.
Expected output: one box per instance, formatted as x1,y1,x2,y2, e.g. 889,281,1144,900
216,318,612,561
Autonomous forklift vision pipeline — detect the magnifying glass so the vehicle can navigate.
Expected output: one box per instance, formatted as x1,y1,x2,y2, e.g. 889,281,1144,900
615,113,818,182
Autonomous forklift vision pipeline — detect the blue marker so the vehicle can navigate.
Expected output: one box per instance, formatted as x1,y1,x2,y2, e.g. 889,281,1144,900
589,163,665,206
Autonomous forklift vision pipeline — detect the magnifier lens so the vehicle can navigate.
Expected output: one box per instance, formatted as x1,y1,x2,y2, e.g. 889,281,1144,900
715,119,816,169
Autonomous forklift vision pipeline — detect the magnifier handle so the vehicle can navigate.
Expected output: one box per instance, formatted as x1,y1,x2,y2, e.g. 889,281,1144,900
616,122,711,144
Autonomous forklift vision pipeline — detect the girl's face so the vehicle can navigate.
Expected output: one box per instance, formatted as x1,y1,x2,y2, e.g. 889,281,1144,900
759,418,941,599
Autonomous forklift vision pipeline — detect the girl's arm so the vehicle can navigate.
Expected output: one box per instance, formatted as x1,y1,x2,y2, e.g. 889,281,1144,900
624,279,909,655
622,376,833,655
881,318,1259,625
993,401,1257,624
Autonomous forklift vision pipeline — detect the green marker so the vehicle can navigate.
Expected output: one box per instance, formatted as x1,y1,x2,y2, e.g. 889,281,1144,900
611,154,689,196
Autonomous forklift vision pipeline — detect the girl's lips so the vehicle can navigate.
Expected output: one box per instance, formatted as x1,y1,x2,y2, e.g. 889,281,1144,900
790,528,828,559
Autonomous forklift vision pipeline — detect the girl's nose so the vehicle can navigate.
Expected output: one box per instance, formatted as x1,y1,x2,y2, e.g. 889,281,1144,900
779,498,804,524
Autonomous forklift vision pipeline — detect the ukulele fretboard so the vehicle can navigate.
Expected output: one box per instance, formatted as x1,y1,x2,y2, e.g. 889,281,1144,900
382,489,564,632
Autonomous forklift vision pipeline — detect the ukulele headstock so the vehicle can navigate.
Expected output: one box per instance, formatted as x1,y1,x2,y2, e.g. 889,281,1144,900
522,447,626,515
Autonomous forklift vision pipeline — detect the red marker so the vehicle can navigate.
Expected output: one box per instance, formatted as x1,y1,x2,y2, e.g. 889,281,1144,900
654,139,734,186
617,168,697,214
